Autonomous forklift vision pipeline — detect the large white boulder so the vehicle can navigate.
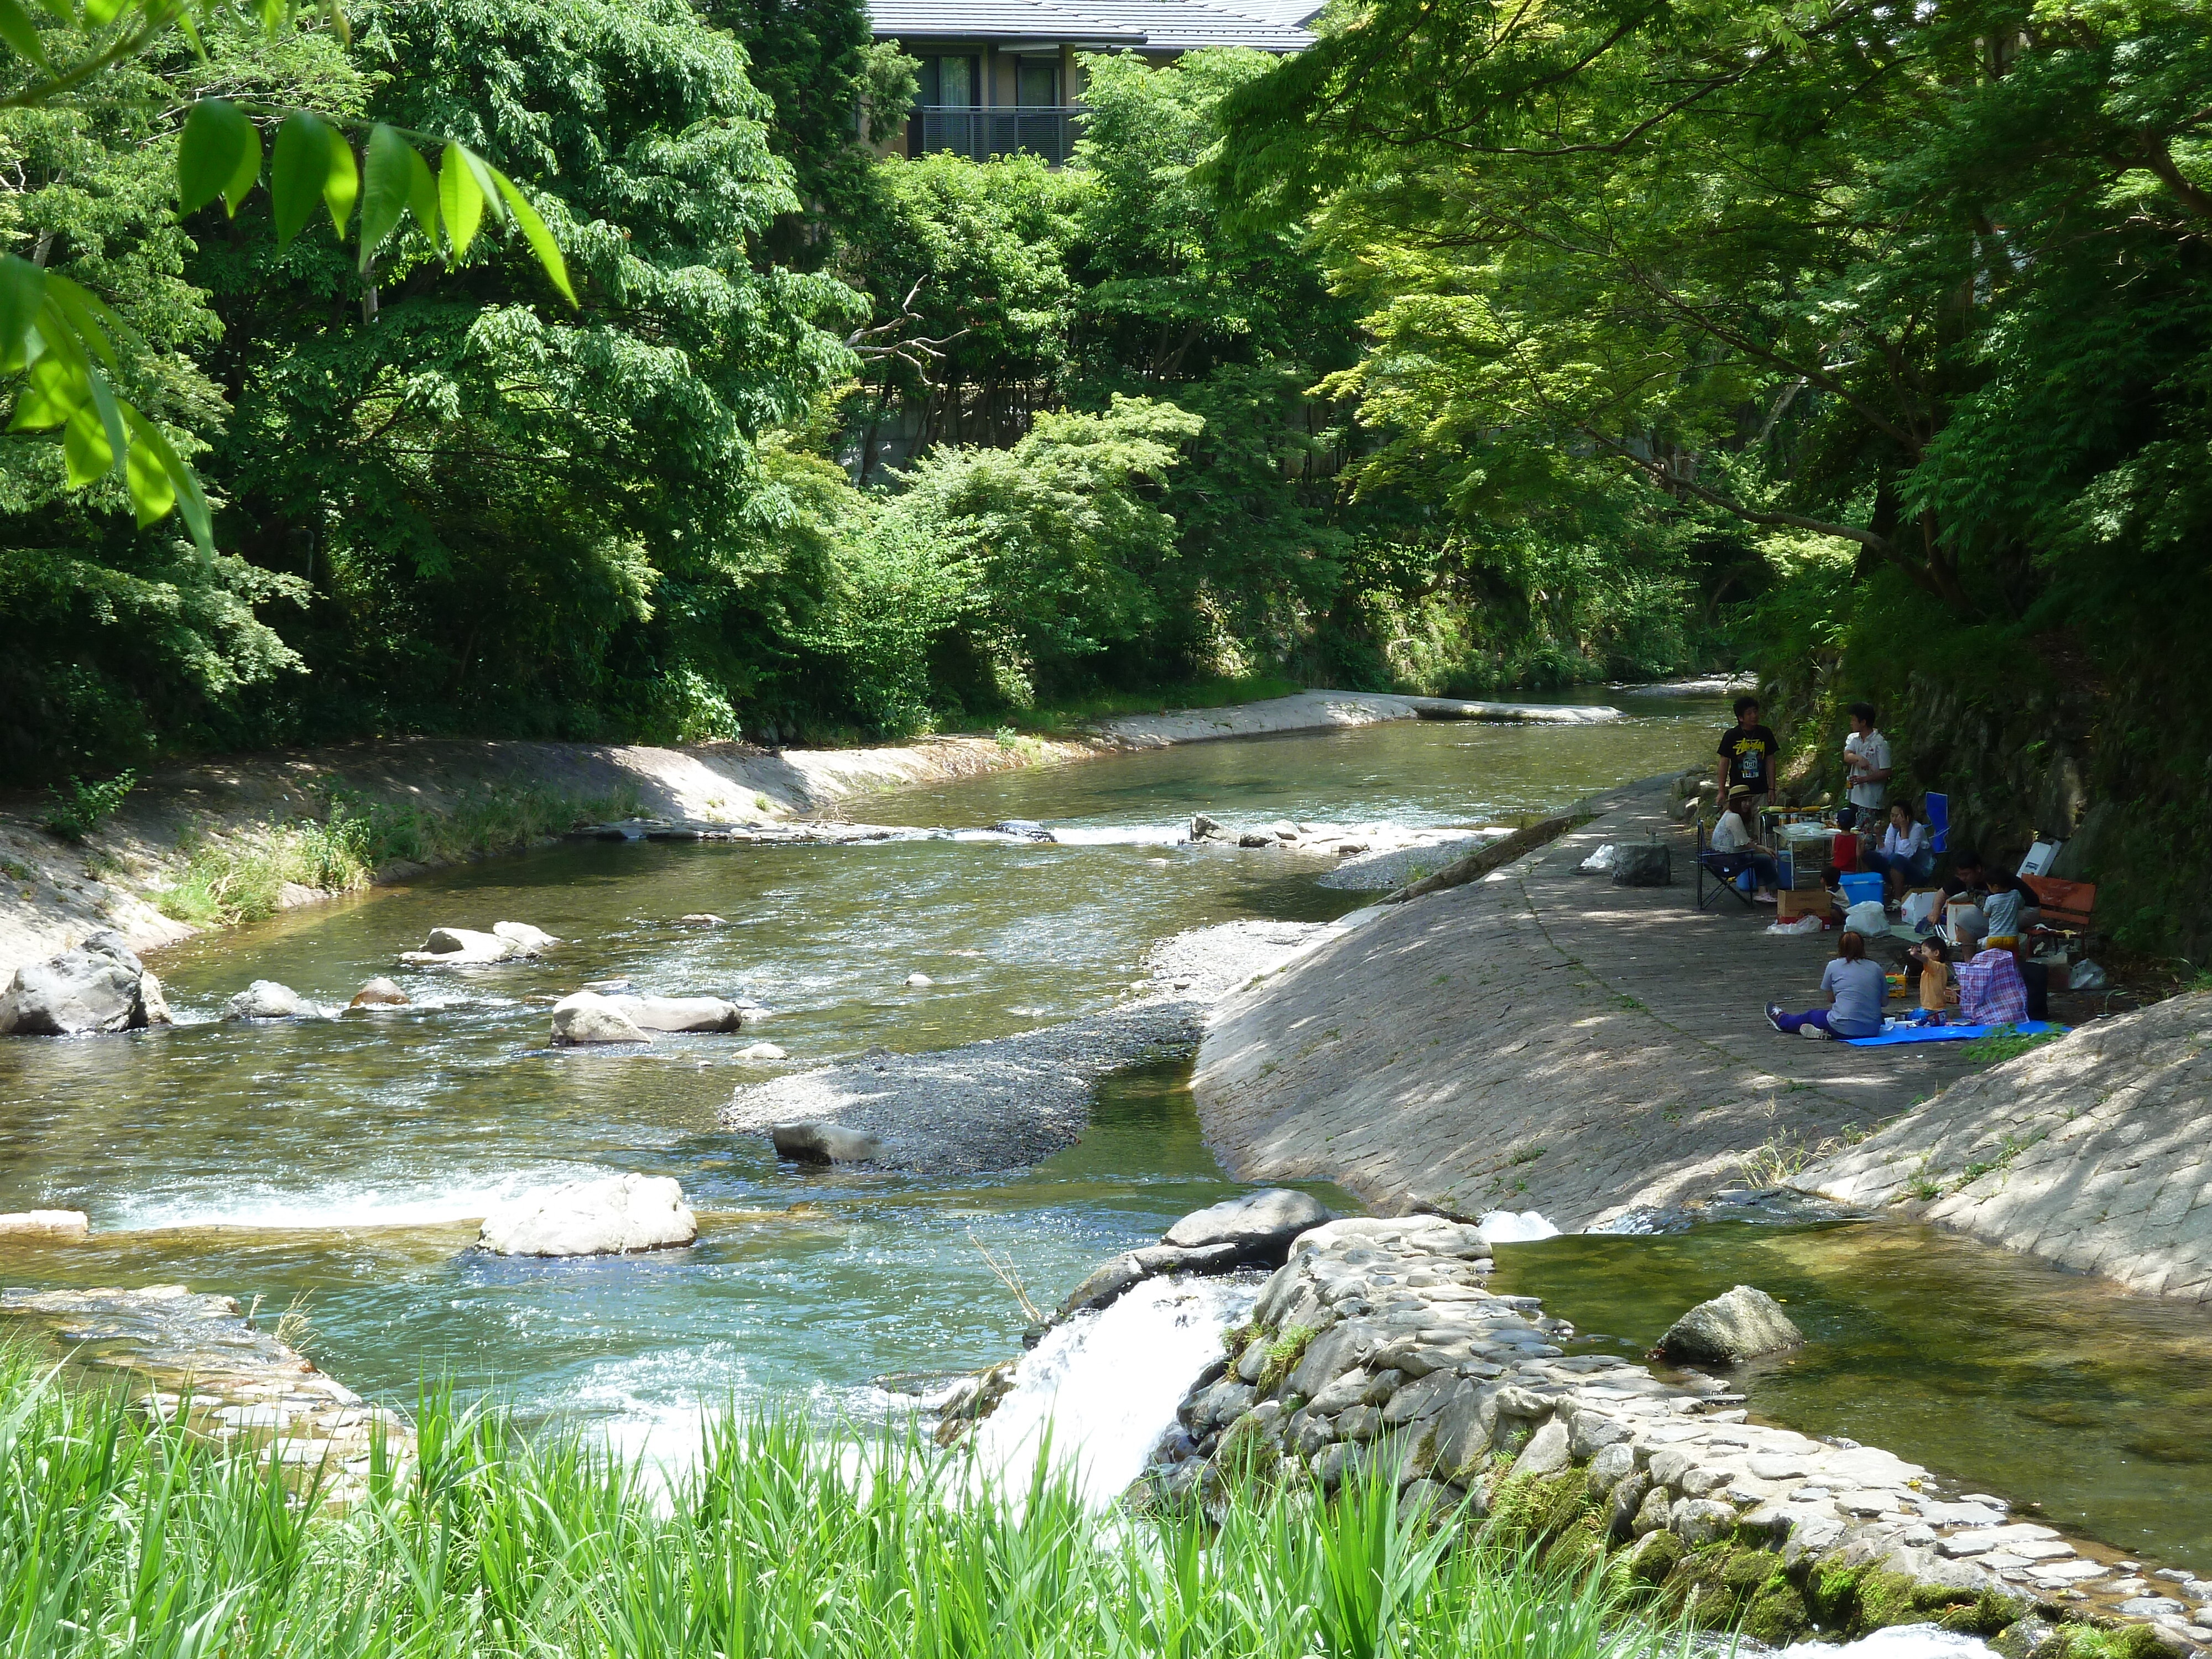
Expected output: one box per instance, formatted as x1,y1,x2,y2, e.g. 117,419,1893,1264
477,1174,697,1256
0,931,171,1036
349,977,410,1008
550,992,650,1044
0,1209,90,1238
492,921,560,953
1656,1284,1803,1364
606,995,749,1033
225,980,304,1020
399,926,517,966
1162,1188,1333,1262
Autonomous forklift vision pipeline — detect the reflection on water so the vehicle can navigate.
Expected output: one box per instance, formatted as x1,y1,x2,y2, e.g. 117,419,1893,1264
1490,1218,2212,1572
0,704,1719,1454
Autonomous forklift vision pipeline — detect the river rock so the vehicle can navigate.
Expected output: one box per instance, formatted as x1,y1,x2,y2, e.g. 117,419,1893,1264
771,1121,885,1163
349,977,410,1008
0,930,171,1036
1610,842,1672,887
477,1173,696,1256
989,820,1056,842
400,927,518,966
225,980,304,1020
604,995,749,1033
905,973,933,987
0,1209,90,1238
493,921,559,953
675,913,727,927
1052,1241,1246,1322
738,1041,787,1060
1655,1284,1803,1365
549,992,651,1045
1161,1188,1333,1264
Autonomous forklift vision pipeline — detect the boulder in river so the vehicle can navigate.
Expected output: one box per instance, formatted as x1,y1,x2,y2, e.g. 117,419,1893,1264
492,921,559,953
349,977,410,1008
675,913,727,927
1052,1240,1245,1323
737,1042,787,1060
549,991,651,1045
988,820,1056,843
771,1121,884,1164
478,1173,697,1256
1655,1284,1803,1365
1162,1188,1333,1264
606,995,749,1033
904,972,933,987
400,926,518,966
0,1209,90,1238
0,931,171,1036
225,980,303,1020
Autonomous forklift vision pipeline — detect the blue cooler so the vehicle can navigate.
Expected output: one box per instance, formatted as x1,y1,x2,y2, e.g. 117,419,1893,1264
1838,872,1884,909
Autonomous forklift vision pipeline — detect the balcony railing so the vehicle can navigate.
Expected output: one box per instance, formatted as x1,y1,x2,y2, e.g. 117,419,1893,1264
912,106,1084,166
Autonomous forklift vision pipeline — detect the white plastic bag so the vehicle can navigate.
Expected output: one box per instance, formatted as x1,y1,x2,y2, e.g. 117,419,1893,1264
1577,843,1618,875
1902,889,1940,930
1844,899,1889,938
1765,915,1824,937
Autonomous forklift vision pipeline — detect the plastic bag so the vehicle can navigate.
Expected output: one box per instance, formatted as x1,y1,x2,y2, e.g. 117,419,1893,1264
1577,843,1618,875
1902,889,1940,930
2070,958,2107,991
1765,915,1824,936
1844,899,1890,937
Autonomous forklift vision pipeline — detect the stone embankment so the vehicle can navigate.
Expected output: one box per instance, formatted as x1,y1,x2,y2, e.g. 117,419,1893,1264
1794,993,2212,1304
1140,1215,2207,1654
0,688,1608,983
1191,778,1986,1229
1,1285,412,1505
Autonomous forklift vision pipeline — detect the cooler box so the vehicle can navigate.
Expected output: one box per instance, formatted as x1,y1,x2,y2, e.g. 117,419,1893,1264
1838,872,1884,909
1831,832,1860,874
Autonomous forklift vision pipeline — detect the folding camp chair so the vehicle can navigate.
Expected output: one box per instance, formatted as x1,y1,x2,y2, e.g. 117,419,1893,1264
1924,792,1950,854
1695,820,1757,911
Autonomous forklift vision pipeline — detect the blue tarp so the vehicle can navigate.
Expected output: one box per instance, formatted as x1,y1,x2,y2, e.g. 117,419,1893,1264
1843,1019,2067,1048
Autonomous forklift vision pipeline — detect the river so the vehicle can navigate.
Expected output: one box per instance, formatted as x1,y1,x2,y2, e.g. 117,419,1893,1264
3,689,2210,1576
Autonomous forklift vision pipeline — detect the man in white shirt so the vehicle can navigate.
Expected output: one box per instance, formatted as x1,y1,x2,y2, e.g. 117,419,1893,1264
1841,702,1892,831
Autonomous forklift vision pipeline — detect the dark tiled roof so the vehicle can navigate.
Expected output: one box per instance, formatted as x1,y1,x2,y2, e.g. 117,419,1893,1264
870,0,1312,49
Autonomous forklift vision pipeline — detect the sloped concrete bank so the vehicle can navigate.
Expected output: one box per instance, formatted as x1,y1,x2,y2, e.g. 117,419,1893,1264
1793,993,2212,1305
1,688,1590,981
1140,1215,2207,1655
1189,778,1985,1229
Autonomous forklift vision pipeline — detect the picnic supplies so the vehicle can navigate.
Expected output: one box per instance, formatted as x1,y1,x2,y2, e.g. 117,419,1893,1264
1838,872,1884,909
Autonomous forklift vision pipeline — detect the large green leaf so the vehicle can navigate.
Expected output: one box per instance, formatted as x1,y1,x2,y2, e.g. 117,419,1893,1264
43,272,117,371
62,401,115,486
358,124,413,266
121,406,212,552
0,0,49,69
80,0,126,25
271,111,356,249
437,140,486,258
178,100,262,216
491,169,576,306
9,351,87,431
0,254,44,373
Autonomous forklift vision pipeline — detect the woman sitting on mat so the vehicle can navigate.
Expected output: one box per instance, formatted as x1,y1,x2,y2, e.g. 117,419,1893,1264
1766,929,1887,1040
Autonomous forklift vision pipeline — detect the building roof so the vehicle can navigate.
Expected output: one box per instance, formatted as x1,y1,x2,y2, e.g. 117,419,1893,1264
870,0,1313,50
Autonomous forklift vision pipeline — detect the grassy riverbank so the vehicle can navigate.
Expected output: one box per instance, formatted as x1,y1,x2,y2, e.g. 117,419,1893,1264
0,1354,1696,1659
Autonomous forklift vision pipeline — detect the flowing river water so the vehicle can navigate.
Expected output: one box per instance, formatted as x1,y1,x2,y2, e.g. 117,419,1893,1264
3,690,2210,1576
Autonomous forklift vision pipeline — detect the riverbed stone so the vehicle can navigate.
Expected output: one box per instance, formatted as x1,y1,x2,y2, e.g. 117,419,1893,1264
1655,1285,1803,1365
549,992,650,1045
492,921,559,953
737,1042,787,1060
605,995,750,1033
771,1121,884,1163
349,977,410,1008
0,931,169,1036
477,1173,696,1256
0,1209,90,1238
225,979,304,1020
1161,1188,1333,1262
401,927,518,965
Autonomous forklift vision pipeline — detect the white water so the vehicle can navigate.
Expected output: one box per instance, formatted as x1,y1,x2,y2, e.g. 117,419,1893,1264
1478,1209,1560,1243
969,1274,1257,1507
105,1165,608,1232
1788,1626,1999,1659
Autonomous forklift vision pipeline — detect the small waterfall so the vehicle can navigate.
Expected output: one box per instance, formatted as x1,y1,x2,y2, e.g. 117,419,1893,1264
1785,1626,2000,1659
968,1274,1256,1507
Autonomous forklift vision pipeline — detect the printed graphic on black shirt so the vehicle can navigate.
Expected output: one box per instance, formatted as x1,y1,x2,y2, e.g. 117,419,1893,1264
1719,724,1780,792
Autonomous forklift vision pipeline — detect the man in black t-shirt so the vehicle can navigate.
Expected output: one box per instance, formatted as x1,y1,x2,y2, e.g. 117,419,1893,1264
1715,696,1781,817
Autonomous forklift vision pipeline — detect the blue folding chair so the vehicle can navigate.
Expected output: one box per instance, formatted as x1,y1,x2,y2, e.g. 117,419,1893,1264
1924,792,1949,854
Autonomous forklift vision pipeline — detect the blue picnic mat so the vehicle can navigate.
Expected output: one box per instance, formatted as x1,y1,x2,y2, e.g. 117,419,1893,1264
1844,1019,2067,1048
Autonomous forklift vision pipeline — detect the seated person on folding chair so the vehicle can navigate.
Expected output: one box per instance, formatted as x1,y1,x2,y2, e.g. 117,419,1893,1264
1709,785,1781,903
1864,800,1935,902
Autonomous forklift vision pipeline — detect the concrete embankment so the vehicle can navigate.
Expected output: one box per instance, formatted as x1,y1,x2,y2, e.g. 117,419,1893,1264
1190,778,1984,1229
1793,993,2212,1304
0,688,1605,980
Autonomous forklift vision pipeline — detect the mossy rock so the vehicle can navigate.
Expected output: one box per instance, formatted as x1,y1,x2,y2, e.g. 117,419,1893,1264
1481,1467,1592,1554
1629,1531,1687,1588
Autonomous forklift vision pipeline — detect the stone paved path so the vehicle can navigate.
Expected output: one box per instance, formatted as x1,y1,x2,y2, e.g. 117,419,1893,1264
1193,776,1985,1228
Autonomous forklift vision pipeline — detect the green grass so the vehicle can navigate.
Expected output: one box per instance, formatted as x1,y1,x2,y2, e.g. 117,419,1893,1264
989,672,1305,737
0,1352,1705,1659
154,782,643,928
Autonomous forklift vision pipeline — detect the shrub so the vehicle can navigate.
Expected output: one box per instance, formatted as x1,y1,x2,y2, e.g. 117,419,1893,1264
41,770,137,842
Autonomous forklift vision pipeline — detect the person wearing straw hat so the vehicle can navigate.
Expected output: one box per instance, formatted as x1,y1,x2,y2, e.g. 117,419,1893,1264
1709,784,1781,902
